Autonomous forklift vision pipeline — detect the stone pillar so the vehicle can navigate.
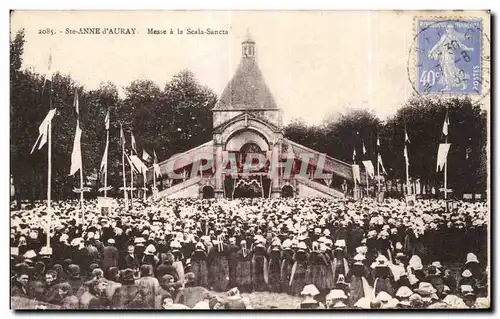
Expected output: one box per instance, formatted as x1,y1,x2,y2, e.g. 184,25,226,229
214,135,224,198
270,141,281,198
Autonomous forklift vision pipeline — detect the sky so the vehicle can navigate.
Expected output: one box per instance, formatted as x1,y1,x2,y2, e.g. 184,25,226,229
11,10,490,125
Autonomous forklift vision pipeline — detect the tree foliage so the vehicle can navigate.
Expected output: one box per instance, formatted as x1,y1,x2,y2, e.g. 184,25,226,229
10,31,216,201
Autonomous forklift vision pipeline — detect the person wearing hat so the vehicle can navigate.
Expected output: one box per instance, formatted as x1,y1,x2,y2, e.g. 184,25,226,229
267,239,283,293
414,282,439,307
395,286,413,309
306,241,331,297
426,265,445,297
280,239,295,294
332,239,349,284
207,238,229,292
252,237,269,292
325,289,348,309
459,269,477,290
111,268,143,309
102,238,119,273
460,285,477,308
63,264,85,299
190,242,209,288
298,284,324,309
348,253,371,307
233,240,252,293
289,241,309,296
372,254,395,298
167,241,185,287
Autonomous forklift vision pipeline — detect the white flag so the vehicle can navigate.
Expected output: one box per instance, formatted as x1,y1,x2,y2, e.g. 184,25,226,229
100,134,109,172
377,154,387,175
442,113,450,136
436,143,451,172
352,147,356,162
405,129,410,143
404,144,409,167
69,124,82,176
362,142,367,155
30,108,57,154
142,149,152,162
362,160,375,178
352,164,361,183
104,110,110,130
125,153,139,174
130,155,148,173
153,149,162,178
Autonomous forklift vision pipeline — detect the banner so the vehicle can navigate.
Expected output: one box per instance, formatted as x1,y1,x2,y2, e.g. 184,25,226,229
362,160,375,178
436,143,451,172
352,164,361,183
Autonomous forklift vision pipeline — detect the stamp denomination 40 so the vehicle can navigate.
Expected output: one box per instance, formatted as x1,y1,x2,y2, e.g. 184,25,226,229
417,19,482,94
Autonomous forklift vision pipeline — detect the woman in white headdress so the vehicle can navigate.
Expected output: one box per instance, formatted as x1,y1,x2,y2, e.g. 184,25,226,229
235,240,253,293
348,253,372,306
190,242,209,287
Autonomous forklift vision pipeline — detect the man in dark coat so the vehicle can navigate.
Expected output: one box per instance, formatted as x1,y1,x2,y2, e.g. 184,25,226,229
65,264,85,298
111,269,143,309
11,273,30,298
102,239,119,272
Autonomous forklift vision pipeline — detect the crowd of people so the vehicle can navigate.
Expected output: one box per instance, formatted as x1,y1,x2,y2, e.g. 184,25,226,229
10,196,489,309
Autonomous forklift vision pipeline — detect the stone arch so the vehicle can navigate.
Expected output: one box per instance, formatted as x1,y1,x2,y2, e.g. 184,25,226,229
225,130,269,152
220,118,276,150
201,184,215,198
281,184,295,198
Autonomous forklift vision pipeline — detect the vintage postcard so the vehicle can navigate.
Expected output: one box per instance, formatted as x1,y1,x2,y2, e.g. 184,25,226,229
10,10,490,310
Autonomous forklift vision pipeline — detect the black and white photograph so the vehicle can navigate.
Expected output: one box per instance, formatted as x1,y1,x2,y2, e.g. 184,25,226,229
9,10,490,310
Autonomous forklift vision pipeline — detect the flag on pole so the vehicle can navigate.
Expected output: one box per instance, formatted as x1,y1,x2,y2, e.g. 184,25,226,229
436,143,451,172
130,155,148,174
30,109,57,154
104,110,110,130
362,142,367,155
153,149,162,178
362,160,375,178
69,125,82,176
352,147,357,162
131,131,137,154
377,154,387,174
405,129,410,143
43,51,53,88
352,164,361,183
100,135,109,172
120,124,126,146
125,153,139,174
442,112,450,136
142,149,152,162
73,90,79,115
404,144,409,167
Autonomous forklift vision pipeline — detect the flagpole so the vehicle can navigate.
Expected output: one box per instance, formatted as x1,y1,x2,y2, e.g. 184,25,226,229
405,147,410,195
79,143,84,225
444,111,448,200
46,78,53,248
130,149,134,207
104,129,109,197
377,154,381,192
365,168,369,197
153,166,156,200
46,122,52,247
121,125,128,210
